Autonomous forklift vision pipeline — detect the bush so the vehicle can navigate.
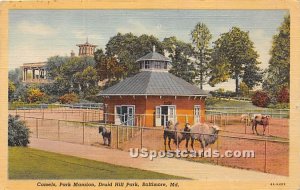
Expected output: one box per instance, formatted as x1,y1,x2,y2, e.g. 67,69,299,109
277,86,289,103
27,87,47,103
251,90,270,107
8,115,30,146
59,93,79,104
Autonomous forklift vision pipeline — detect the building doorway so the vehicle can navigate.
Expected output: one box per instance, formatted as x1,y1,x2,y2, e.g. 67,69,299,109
155,105,176,127
115,105,135,126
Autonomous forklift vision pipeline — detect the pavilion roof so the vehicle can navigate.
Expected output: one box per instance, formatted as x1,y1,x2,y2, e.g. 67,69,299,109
98,71,208,97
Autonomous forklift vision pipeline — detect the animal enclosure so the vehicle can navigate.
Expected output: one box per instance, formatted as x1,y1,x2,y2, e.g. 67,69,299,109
9,106,289,176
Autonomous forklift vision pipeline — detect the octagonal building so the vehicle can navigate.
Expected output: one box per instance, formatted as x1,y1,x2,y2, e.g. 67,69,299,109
98,48,208,127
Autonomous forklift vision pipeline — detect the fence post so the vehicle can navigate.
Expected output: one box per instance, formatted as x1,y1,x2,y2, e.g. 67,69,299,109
216,137,219,165
264,140,267,173
58,120,60,140
109,124,112,148
140,127,143,149
36,118,38,138
117,125,119,149
82,122,85,144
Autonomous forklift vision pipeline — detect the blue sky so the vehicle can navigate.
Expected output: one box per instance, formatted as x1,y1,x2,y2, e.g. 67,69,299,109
9,10,288,90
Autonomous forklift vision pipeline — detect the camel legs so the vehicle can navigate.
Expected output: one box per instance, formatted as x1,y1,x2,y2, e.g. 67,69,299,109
262,125,266,136
168,138,171,150
191,138,195,151
164,136,167,152
185,138,189,151
252,122,255,134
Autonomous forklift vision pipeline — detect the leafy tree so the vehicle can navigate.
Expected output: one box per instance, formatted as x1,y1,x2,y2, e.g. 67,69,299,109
45,56,98,97
239,82,250,97
74,66,100,98
94,49,124,83
105,33,163,78
9,68,22,86
8,81,16,101
8,114,30,146
12,84,28,102
276,86,289,103
263,15,290,96
209,27,262,93
191,23,212,89
162,37,195,83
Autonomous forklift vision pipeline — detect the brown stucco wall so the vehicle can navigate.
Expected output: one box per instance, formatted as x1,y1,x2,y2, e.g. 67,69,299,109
103,96,205,127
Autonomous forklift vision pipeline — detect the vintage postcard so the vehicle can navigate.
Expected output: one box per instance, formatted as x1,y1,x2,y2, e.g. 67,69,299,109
0,0,300,190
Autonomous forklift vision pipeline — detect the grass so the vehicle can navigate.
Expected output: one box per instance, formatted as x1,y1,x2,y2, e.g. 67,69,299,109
9,147,185,179
206,98,257,108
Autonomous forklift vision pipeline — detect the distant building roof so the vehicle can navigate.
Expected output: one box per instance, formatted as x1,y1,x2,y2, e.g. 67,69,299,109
136,52,171,62
98,71,208,96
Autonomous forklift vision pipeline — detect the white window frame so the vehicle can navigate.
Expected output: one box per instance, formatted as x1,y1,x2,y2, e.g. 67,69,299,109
114,105,135,126
194,105,201,124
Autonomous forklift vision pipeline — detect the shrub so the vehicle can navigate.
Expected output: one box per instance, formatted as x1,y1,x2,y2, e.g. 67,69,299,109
8,115,30,146
276,86,289,103
59,93,79,104
27,87,47,103
251,90,270,107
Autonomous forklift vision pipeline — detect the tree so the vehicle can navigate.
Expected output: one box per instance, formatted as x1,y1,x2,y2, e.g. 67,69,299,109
239,82,250,97
105,33,163,78
8,81,16,101
94,49,124,83
276,86,289,103
191,23,212,89
9,68,22,86
162,37,195,83
45,56,98,97
74,66,100,99
209,27,262,93
263,15,290,96
8,115,30,146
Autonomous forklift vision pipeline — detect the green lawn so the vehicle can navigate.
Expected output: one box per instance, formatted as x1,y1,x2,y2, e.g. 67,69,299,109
206,98,257,108
9,147,184,179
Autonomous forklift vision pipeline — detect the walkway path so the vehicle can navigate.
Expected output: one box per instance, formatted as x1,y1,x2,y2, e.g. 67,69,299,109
29,138,287,180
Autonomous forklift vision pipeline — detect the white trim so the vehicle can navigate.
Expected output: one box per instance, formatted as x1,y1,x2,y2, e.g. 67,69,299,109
194,105,201,124
114,105,136,126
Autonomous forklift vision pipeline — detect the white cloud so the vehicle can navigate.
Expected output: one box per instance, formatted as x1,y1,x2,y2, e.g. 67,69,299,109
17,21,57,36
72,30,103,41
117,19,165,37
9,43,70,69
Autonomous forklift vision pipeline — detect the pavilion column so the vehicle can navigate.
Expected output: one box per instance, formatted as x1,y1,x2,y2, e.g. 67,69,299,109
25,68,28,81
44,70,47,79
23,68,25,81
32,69,35,80
39,69,41,80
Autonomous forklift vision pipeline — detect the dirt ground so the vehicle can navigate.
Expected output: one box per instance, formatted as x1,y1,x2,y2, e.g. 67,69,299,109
206,115,289,139
9,109,289,176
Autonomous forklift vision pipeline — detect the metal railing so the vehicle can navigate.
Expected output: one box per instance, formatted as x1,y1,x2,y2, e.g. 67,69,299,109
17,114,288,176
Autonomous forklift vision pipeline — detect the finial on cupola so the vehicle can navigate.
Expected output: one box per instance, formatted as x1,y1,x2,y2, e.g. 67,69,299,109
153,45,156,52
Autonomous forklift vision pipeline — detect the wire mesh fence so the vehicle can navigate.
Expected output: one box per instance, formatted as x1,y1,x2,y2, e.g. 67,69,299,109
17,114,288,176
